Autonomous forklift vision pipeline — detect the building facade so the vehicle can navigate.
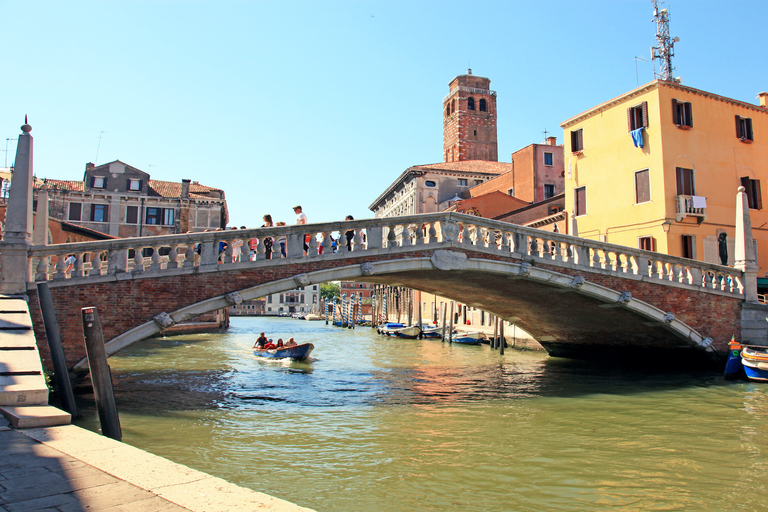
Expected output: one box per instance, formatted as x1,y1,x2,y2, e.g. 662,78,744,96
560,80,768,273
264,285,321,316
37,160,228,238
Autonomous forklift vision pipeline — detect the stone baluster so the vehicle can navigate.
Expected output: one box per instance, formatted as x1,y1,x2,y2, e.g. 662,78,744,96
133,247,146,272
603,250,613,270
461,224,471,245
552,240,562,262
167,244,180,269
183,244,197,267
35,256,50,281
386,225,397,248
52,253,68,280
91,251,104,276
591,247,601,268
149,245,163,270
72,252,85,278
427,223,437,244
527,236,538,257
352,230,362,251
318,232,331,255
413,224,425,246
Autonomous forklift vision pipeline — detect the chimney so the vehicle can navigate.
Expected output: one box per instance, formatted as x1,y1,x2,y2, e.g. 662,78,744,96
758,92,768,108
546,136,557,146
85,162,95,171
181,178,190,199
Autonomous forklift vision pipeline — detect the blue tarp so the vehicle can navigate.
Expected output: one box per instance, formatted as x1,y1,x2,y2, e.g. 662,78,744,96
631,128,644,148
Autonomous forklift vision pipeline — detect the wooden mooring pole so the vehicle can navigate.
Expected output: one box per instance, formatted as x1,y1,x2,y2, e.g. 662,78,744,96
37,282,77,417
81,307,121,441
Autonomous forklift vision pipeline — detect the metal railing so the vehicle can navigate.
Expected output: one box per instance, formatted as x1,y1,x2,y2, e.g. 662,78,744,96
26,212,744,297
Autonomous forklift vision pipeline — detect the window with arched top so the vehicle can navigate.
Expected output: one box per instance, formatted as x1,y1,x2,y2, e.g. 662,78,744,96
467,97,475,110
479,99,487,112
445,105,450,117
451,100,456,114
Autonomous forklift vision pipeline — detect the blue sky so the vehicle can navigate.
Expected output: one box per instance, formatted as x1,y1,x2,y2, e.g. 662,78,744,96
2,0,766,228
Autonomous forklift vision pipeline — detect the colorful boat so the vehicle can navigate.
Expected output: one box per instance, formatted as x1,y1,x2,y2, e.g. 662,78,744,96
450,332,486,345
254,342,314,361
724,337,744,379
741,345,768,382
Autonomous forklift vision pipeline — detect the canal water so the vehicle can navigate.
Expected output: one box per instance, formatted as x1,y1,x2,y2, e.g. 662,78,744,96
72,317,768,511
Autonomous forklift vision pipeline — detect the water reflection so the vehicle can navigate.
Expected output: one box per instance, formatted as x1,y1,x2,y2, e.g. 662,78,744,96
70,317,768,512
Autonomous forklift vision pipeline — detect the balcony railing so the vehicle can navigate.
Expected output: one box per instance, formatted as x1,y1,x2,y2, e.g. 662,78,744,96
676,195,706,221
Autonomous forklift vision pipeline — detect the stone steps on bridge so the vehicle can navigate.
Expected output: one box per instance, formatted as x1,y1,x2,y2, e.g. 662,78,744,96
0,295,70,428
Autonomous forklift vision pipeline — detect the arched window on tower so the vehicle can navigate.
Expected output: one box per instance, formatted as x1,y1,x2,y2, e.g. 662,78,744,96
451,99,456,114
479,99,487,112
467,97,475,110
445,105,450,117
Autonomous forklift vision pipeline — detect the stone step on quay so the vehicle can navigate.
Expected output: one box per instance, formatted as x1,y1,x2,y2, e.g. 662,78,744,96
0,374,49,406
0,405,71,428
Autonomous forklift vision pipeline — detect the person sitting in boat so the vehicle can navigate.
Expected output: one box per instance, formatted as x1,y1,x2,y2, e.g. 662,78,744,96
284,337,298,348
276,339,285,349
263,338,278,350
254,332,268,349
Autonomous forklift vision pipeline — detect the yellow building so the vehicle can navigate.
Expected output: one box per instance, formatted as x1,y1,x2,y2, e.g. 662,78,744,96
561,79,768,275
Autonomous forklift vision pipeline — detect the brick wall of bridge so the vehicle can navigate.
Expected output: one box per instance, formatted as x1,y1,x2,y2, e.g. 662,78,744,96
27,248,743,371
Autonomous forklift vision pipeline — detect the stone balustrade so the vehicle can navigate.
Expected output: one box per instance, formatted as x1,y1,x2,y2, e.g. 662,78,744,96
25,212,744,297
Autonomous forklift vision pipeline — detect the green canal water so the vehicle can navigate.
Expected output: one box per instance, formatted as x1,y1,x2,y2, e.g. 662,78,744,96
72,317,768,511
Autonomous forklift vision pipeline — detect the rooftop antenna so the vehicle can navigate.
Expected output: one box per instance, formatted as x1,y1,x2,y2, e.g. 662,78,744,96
542,128,550,141
650,0,679,82
95,130,107,165
634,56,648,86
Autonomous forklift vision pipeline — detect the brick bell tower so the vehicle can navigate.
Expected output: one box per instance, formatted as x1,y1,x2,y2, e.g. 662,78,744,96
442,70,498,162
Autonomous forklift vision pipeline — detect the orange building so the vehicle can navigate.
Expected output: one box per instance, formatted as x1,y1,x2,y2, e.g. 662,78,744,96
561,80,768,275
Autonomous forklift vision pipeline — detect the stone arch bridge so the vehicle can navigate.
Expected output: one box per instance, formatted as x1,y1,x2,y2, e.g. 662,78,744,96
17,212,757,370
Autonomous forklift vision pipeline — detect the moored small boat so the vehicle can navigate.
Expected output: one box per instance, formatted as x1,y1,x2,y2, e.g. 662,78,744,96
724,337,744,379
254,342,314,361
741,345,768,382
377,323,404,335
305,313,323,321
451,332,485,345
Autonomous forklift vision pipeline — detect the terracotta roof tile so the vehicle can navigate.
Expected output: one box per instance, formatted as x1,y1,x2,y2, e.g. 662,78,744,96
410,161,513,174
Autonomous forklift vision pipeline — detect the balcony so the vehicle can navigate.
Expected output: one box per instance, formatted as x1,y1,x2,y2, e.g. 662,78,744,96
675,195,707,222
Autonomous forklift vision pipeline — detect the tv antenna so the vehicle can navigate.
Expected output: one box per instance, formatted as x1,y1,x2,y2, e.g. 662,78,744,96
95,131,107,165
651,0,679,82
634,56,648,86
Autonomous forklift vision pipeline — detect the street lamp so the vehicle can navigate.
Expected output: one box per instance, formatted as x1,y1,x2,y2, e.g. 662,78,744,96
662,219,672,233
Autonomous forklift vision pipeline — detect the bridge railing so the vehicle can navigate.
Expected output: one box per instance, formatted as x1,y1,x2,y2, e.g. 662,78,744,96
26,212,744,296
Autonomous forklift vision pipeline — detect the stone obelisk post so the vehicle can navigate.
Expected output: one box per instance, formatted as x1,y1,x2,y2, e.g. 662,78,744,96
0,120,34,294
734,186,759,303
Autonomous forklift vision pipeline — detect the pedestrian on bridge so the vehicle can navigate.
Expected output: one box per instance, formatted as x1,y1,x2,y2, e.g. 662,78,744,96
262,215,274,259
294,205,309,254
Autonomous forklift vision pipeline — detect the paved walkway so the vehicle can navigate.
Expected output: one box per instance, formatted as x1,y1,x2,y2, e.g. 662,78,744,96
0,417,314,512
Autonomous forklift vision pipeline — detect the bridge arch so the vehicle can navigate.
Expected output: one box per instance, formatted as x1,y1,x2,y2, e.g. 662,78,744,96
73,251,718,369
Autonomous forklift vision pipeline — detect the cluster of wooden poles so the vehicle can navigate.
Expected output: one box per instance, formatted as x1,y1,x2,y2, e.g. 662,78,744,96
368,284,509,352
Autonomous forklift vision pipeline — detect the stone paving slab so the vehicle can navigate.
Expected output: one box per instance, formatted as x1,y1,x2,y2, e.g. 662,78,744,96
0,350,43,375
0,312,32,330
19,425,316,512
0,329,37,349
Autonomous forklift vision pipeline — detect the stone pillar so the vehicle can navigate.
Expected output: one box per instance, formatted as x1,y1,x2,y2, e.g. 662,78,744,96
0,121,34,294
735,185,759,302
33,183,49,246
